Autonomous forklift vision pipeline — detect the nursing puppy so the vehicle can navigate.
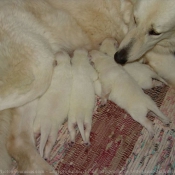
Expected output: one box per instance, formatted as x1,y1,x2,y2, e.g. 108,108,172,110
68,49,98,144
33,51,72,160
114,0,175,88
90,50,170,137
99,38,167,89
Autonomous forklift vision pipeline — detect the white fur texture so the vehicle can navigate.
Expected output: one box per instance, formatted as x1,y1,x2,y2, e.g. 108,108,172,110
68,49,98,144
0,110,12,172
0,0,133,171
114,0,175,88
33,51,72,160
99,38,167,89
90,50,170,137
7,100,57,175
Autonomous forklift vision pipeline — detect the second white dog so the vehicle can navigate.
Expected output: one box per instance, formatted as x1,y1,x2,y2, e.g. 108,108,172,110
33,51,72,160
99,38,167,89
90,50,170,138
68,49,98,145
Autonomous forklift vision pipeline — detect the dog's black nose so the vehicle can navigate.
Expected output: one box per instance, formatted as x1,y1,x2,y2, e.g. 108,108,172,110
114,49,128,65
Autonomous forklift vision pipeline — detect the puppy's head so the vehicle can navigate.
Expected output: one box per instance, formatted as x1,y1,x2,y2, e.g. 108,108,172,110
89,50,111,71
99,38,119,57
55,51,70,65
72,48,89,64
114,0,175,65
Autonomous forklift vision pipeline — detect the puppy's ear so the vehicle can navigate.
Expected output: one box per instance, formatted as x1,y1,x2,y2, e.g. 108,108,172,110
114,42,119,50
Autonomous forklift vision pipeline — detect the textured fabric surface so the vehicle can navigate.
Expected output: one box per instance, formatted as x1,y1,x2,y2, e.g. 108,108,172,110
119,86,175,175
54,85,170,175
12,84,175,175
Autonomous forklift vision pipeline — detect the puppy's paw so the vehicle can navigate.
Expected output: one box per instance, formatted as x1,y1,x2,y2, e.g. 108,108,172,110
162,118,171,127
100,98,107,107
149,131,155,140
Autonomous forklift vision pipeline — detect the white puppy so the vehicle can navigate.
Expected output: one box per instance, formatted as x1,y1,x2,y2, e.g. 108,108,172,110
68,49,98,144
99,38,167,89
90,50,170,137
33,51,72,160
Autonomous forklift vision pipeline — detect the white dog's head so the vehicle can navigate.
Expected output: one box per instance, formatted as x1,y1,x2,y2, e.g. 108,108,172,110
114,0,175,64
89,50,113,72
55,51,70,65
71,48,89,64
99,38,118,57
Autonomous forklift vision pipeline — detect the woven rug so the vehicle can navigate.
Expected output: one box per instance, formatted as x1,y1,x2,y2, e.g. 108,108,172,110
12,84,175,174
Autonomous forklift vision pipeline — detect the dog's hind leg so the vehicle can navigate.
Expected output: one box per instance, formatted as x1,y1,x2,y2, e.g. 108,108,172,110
100,83,111,106
128,107,155,138
84,120,92,145
7,100,57,175
44,125,59,160
0,39,54,111
68,117,77,143
39,122,51,158
147,99,171,126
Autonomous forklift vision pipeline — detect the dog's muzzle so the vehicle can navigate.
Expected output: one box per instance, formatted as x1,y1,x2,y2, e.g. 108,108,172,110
114,49,128,65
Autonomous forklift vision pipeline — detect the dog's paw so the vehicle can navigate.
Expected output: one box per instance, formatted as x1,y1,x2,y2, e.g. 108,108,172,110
162,118,171,127
100,98,107,107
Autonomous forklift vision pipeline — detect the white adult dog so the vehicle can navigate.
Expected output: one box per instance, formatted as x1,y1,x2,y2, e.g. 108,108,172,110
68,49,98,145
114,0,175,88
100,38,167,89
33,51,72,160
0,0,133,173
90,50,170,137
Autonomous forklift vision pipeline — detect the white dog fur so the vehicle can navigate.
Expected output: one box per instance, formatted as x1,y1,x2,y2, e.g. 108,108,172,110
7,100,57,175
68,49,98,144
0,110,12,172
1,0,175,172
90,50,170,137
99,38,167,89
0,0,134,171
33,51,72,160
114,0,175,88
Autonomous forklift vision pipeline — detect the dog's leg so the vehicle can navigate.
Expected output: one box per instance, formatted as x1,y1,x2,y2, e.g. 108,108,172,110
0,110,12,173
39,122,51,158
100,83,111,107
148,102,171,126
94,79,102,97
77,119,86,143
128,107,155,138
68,118,77,143
44,125,59,160
7,100,57,175
84,119,92,145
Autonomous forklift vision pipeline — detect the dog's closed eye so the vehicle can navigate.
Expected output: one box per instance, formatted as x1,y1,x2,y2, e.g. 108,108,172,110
149,29,161,36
